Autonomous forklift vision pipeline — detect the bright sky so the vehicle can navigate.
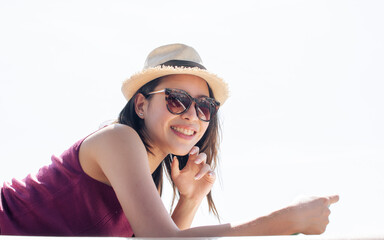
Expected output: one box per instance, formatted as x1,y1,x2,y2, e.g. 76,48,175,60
1,0,383,237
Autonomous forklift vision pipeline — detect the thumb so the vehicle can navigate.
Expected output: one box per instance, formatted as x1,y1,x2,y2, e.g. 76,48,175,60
171,156,180,179
328,195,340,205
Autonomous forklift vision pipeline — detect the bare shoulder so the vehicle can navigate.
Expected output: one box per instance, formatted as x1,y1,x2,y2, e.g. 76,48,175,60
79,124,147,185
83,124,145,153
85,123,140,142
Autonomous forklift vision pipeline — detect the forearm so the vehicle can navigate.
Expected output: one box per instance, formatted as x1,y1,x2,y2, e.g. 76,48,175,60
226,206,297,236
171,196,203,230
176,206,298,237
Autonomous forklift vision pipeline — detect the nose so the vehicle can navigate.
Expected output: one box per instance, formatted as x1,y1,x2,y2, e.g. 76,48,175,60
181,102,199,121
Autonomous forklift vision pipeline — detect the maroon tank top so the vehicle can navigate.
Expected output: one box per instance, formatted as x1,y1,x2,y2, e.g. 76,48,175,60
0,136,134,236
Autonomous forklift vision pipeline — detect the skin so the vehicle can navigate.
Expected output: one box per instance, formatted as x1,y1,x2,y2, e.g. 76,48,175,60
79,74,339,237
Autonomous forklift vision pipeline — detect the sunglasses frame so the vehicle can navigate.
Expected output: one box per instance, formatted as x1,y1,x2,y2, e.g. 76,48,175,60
146,88,220,122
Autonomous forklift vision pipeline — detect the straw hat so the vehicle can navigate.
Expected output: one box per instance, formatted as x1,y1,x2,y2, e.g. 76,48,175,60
122,43,229,104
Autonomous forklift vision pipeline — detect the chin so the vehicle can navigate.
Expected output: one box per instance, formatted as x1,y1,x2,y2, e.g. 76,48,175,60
172,150,190,157
170,146,193,156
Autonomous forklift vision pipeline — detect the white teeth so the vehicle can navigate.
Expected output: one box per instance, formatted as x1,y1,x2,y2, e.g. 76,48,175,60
172,127,194,136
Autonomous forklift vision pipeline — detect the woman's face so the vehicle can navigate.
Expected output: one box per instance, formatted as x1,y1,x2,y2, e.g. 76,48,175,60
143,74,211,156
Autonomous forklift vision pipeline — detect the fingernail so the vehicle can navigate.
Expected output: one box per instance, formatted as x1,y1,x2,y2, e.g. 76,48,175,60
194,174,201,180
194,157,202,164
208,171,214,177
189,147,198,155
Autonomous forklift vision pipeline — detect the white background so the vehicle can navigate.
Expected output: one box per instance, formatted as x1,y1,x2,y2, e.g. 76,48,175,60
0,0,383,237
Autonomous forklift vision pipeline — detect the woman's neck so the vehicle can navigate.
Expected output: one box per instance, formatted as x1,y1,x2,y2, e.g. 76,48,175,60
147,148,168,173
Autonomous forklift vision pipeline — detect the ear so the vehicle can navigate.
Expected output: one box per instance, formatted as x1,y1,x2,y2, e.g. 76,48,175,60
134,93,147,119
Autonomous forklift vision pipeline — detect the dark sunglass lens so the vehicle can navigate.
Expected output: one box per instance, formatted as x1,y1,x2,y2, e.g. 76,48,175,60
167,92,191,114
196,100,214,121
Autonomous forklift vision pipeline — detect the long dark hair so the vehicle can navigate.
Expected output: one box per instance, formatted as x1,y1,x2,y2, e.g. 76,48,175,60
118,77,221,219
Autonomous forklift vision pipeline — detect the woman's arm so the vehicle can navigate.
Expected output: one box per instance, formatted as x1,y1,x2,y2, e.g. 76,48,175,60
171,195,202,230
82,124,179,236
81,124,338,237
181,194,339,236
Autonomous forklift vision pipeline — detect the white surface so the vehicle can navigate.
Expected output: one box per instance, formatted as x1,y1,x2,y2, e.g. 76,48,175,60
0,236,384,240
0,0,383,236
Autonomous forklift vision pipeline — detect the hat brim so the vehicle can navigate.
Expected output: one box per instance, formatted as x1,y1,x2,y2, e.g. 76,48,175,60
122,66,229,104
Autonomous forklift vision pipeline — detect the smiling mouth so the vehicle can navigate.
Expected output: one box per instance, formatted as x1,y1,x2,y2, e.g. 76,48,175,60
171,126,196,136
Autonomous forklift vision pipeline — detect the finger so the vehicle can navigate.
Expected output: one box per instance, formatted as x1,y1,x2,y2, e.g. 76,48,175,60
328,195,340,205
207,171,216,180
204,171,216,184
325,207,331,217
189,146,199,156
194,152,207,164
171,156,180,179
185,146,200,167
194,163,211,180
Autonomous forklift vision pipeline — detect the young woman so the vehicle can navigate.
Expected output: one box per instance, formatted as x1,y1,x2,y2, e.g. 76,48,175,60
0,43,339,237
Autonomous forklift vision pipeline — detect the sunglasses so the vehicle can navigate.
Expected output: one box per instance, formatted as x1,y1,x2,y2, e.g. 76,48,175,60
146,88,220,122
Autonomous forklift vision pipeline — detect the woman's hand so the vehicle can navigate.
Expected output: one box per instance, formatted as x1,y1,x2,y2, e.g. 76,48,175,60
289,195,339,235
171,146,216,202
170,146,216,229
